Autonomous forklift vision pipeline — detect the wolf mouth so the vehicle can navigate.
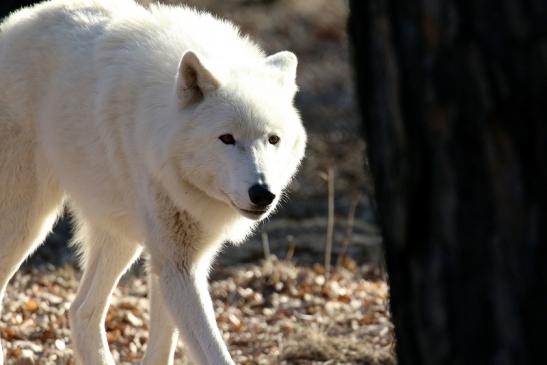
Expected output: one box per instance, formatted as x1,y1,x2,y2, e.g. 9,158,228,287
239,207,267,215
234,205,268,220
220,191,268,219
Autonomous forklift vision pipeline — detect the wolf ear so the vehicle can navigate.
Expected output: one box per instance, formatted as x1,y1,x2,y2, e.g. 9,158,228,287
177,50,220,107
265,51,298,90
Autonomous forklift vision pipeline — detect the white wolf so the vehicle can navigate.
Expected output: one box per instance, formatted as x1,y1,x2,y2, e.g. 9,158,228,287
0,0,306,364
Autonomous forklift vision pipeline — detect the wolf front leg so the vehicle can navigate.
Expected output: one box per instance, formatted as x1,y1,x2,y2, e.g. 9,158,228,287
141,273,179,365
142,272,210,365
69,229,142,365
155,259,235,365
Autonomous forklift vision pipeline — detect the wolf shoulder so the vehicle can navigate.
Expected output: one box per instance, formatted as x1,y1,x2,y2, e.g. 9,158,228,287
0,0,262,66
0,0,264,108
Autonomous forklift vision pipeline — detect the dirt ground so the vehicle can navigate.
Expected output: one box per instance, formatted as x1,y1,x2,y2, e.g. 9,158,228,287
1,1,396,364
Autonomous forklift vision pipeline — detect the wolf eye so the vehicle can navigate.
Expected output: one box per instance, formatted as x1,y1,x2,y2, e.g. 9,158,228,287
219,134,235,145
268,135,280,145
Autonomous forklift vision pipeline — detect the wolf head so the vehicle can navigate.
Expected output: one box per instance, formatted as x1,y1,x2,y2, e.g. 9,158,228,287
171,50,307,220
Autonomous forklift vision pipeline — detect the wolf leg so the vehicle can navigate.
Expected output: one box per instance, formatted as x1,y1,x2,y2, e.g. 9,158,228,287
0,197,62,365
154,260,235,365
143,269,213,365
0,133,63,365
69,227,142,365
141,273,179,365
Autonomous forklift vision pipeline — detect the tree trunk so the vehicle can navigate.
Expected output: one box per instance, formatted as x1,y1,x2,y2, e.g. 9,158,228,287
348,1,547,364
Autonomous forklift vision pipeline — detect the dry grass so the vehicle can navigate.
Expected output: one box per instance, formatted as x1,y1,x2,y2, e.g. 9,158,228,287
281,328,395,364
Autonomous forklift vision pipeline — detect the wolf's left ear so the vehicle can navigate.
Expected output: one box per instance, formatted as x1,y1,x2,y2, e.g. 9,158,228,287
177,50,220,107
265,51,298,93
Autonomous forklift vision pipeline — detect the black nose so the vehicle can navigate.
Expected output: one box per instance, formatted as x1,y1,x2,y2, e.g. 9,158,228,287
248,184,276,208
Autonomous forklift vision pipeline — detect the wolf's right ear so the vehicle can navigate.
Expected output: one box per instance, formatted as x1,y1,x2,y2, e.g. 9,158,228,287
265,51,298,96
176,51,220,107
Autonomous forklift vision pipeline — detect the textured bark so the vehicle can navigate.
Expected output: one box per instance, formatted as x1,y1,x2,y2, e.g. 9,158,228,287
349,1,547,364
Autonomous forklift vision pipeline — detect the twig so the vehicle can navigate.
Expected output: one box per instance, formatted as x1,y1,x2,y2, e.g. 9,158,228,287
336,192,361,268
324,166,335,273
261,231,270,260
286,235,295,261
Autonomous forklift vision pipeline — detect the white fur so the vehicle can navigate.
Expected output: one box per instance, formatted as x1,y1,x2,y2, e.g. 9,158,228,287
0,1,306,364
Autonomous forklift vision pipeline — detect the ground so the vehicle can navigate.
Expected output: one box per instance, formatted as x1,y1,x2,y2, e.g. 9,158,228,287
2,258,395,365
1,0,396,364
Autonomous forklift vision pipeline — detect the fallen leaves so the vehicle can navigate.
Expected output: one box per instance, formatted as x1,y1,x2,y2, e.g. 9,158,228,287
211,257,395,364
22,301,39,314
1,258,395,364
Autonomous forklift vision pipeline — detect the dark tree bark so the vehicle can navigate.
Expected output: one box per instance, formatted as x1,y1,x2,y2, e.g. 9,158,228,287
349,1,547,364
